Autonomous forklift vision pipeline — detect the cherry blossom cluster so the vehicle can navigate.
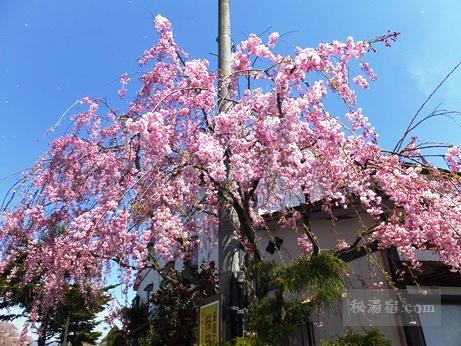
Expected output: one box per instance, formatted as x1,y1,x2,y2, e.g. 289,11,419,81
445,146,461,171
1,15,460,320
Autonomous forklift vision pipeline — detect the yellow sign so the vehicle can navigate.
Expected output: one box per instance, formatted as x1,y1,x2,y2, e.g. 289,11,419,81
199,300,220,345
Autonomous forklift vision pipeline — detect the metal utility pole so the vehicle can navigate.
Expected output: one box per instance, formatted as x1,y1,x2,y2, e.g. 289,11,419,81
217,0,244,342
218,0,232,112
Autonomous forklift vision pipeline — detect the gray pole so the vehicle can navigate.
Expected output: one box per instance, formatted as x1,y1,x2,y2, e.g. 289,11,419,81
218,0,231,113
217,0,240,343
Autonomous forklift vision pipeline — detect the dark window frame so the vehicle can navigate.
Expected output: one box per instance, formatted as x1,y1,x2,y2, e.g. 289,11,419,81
386,247,461,346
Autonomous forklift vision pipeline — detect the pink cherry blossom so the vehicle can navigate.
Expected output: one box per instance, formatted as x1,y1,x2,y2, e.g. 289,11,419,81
297,234,313,253
267,32,280,48
1,17,458,323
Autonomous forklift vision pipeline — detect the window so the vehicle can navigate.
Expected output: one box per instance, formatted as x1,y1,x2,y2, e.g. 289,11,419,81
419,295,461,346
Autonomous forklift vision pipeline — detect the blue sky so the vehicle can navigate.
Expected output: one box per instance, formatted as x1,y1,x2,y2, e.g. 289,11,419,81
1,0,461,338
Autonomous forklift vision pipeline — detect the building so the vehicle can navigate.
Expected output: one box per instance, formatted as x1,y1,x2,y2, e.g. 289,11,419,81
134,202,461,345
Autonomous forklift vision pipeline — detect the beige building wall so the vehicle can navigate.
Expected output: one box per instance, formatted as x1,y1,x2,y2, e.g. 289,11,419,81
255,211,408,345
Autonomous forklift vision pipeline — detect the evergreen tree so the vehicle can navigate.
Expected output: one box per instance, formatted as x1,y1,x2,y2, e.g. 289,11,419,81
0,255,109,345
46,286,108,346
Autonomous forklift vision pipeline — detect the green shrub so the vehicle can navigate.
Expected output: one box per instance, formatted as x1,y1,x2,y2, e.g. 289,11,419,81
321,328,392,346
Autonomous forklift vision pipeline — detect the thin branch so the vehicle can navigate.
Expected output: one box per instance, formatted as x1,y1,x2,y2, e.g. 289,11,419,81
301,199,320,256
335,224,379,257
394,60,461,153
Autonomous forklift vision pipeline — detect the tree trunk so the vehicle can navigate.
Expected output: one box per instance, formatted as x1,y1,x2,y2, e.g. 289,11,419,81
37,313,49,346
62,316,70,345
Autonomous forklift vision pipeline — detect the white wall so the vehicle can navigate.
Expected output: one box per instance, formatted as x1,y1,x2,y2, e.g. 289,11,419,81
255,211,407,345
